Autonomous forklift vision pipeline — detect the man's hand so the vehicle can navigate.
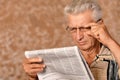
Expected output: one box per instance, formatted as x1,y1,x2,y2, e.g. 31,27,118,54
22,57,46,80
86,20,120,67
86,20,113,47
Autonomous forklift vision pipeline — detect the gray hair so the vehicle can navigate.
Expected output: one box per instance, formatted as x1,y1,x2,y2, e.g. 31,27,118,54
64,0,102,22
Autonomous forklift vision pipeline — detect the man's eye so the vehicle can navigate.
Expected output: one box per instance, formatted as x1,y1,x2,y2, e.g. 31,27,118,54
85,26,91,29
80,26,91,31
70,28,77,31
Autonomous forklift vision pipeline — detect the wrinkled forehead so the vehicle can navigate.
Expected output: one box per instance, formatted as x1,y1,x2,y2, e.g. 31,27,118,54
66,10,94,26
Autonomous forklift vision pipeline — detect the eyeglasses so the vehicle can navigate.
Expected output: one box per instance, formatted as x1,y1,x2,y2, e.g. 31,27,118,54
66,19,102,33
66,26,91,33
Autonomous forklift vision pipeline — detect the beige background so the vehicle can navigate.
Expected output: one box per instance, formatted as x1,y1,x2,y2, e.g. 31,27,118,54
0,0,119,80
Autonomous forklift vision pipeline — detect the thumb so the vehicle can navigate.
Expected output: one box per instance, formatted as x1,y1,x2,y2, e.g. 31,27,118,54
85,31,101,42
85,31,94,37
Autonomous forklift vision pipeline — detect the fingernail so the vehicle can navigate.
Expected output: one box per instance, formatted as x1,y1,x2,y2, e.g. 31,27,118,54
43,64,46,68
39,58,42,62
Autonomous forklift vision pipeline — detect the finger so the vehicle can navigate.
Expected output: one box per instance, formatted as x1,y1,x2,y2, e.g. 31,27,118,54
27,68,44,77
93,32,100,40
85,28,100,40
85,23,98,28
30,64,46,69
85,30,94,37
30,68,44,74
25,57,43,64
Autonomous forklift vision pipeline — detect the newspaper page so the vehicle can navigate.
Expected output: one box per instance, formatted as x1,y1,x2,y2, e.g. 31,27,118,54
25,46,94,80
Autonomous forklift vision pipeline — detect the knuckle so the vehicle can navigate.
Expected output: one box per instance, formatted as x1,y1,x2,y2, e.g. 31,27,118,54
29,64,34,68
39,68,44,72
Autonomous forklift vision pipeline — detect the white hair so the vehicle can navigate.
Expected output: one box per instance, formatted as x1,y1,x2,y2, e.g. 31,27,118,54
64,0,102,22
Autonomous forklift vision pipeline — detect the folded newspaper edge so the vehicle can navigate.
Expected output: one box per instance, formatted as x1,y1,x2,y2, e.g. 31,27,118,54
25,46,94,80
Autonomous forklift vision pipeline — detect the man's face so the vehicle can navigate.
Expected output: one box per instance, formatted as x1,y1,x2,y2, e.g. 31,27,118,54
67,11,99,51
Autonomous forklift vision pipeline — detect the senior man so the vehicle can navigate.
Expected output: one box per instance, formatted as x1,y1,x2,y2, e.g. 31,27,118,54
23,0,120,80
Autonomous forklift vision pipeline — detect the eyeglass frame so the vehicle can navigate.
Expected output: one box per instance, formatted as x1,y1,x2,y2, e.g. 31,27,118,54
66,19,102,33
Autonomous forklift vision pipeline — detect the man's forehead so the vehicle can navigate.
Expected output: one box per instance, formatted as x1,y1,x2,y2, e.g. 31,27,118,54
68,10,93,20
67,11,94,26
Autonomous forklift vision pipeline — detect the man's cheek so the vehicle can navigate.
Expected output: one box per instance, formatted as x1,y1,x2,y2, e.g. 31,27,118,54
72,38,78,44
71,36,76,41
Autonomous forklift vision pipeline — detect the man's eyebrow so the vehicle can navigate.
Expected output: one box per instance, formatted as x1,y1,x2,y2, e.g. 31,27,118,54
96,19,102,23
78,26,91,29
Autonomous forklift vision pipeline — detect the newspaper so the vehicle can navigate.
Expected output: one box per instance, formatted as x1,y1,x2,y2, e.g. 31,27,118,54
25,46,94,80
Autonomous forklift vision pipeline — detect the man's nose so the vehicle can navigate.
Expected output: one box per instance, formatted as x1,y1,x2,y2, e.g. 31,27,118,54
76,29,84,41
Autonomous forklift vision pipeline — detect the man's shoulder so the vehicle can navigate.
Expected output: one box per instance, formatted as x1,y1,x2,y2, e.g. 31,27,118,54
98,45,115,60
